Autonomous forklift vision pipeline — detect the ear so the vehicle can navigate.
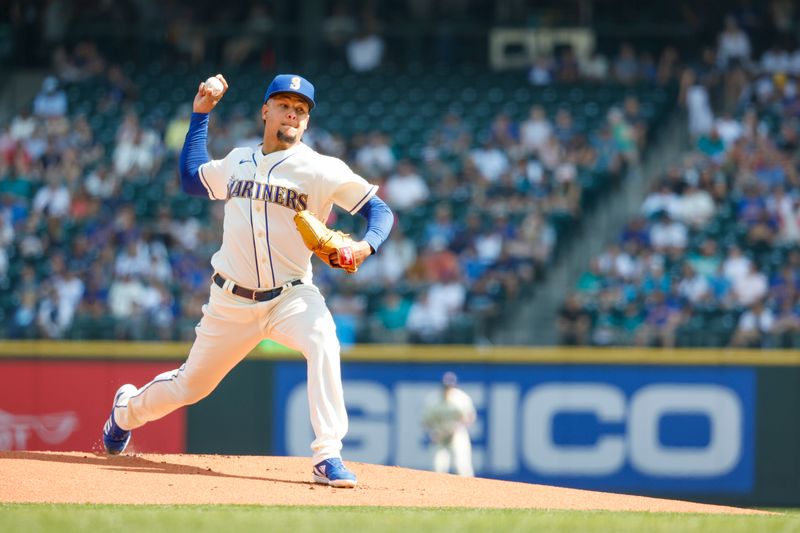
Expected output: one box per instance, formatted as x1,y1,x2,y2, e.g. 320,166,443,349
261,103,268,121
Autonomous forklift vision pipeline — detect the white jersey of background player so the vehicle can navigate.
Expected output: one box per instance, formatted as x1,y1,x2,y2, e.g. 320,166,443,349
102,73,394,488
423,371,476,477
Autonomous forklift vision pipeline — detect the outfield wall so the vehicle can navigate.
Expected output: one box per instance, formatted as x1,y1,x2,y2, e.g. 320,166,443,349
1,341,799,506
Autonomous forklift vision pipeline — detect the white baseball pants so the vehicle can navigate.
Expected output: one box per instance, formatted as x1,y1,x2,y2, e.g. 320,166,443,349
433,429,474,477
114,281,348,463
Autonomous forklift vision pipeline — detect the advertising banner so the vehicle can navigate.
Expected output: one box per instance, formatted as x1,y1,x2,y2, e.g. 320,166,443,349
273,362,755,494
0,361,185,453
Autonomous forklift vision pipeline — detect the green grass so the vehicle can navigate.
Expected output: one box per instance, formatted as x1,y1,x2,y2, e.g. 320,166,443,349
1,504,799,533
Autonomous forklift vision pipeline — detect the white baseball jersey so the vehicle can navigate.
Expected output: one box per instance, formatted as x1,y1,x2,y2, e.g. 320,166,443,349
423,387,476,444
198,142,378,288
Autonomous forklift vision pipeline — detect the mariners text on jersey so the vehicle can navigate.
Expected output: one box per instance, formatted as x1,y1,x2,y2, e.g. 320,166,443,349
228,179,309,211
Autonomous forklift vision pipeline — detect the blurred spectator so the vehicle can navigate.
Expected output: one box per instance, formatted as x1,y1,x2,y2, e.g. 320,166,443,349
32,172,70,218
0,211,15,250
374,225,416,283
708,263,734,307
733,262,768,307
49,253,84,318
37,282,73,339
677,182,715,228
553,108,576,146
470,137,509,182
489,113,519,149
506,210,555,269
115,238,151,278
10,106,36,142
580,49,609,81
557,293,590,345
112,122,162,176
428,269,466,316
649,211,688,253
372,291,412,343
759,45,790,75
730,299,773,347
164,104,192,154
608,108,638,164
576,258,605,295
638,290,683,347
346,20,384,72
84,164,117,199
406,289,449,343
613,43,640,84
717,15,751,69
771,297,800,347
108,273,147,340
0,246,6,282
11,289,38,339
384,160,428,212
463,274,501,325
527,55,553,86
722,244,752,284
620,216,650,248
677,263,710,304
520,105,552,155
33,76,67,118
622,95,648,150
328,283,367,346
687,239,721,278
696,126,726,159
355,132,395,175
770,264,800,301
683,71,714,139
715,112,743,147
424,204,457,249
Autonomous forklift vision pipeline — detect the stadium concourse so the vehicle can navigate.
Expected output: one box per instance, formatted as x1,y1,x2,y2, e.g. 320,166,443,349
0,41,675,345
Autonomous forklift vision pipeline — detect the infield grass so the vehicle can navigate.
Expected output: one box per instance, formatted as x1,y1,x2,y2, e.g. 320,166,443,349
1,504,798,533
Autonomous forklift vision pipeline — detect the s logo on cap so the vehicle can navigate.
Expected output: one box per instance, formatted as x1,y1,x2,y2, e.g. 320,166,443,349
290,77,301,90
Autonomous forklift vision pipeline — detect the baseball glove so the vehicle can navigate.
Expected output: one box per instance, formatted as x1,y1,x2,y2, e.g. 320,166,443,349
293,210,358,273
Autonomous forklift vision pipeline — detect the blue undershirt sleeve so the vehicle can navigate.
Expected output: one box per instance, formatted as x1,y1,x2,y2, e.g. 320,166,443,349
178,112,212,197
357,195,394,253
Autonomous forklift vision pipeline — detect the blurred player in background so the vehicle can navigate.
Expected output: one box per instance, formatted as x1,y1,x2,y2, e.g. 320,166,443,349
422,371,476,477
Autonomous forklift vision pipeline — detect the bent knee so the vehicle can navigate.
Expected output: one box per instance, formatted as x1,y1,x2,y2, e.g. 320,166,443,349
173,377,217,405
301,329,340,357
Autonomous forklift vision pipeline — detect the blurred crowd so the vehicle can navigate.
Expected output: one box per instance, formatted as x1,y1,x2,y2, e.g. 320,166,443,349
560,19,800,348
0,34,655,343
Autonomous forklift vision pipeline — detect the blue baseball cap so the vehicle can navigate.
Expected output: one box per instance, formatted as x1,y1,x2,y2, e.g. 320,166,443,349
442,372,458,387
263,74,315,109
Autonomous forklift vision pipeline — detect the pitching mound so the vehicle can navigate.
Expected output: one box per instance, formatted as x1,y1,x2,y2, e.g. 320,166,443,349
0,451,764,514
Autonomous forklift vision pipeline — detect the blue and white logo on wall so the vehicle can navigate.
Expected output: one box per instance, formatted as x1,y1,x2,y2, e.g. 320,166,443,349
274,363,754,493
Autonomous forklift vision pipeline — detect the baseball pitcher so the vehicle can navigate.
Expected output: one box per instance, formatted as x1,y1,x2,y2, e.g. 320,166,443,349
102,73,394,488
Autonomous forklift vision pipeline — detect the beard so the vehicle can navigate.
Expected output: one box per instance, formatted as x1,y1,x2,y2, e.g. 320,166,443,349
277,130,297,144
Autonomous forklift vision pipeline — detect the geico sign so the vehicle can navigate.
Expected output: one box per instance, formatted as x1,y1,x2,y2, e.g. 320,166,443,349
284,381,743,478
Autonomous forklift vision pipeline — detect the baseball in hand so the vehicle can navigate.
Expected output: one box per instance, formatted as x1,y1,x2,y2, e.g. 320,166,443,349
204,76,224,97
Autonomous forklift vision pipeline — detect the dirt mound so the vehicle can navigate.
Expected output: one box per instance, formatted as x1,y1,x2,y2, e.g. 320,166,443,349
0,451,764,514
